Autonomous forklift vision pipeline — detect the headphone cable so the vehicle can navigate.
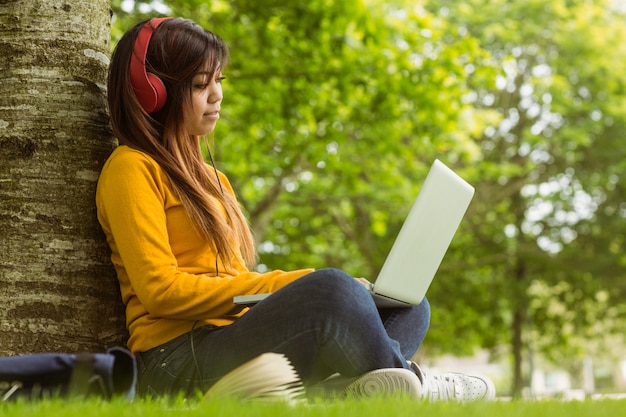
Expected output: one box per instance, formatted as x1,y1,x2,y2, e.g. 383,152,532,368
190,320,205,393
190,141,223,394
206,143,224,195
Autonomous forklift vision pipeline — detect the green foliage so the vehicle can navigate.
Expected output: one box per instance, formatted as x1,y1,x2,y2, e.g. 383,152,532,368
111,0,485,278
423,0,626,393
110,0,626,393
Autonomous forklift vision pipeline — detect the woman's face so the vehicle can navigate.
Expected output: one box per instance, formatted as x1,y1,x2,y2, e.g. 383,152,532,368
185,70,224,136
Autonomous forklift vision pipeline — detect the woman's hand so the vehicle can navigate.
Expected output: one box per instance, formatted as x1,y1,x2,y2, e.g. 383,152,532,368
354,277,372,289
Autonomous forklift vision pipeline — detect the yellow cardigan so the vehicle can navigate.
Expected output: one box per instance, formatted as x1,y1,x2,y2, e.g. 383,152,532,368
96,145,313,353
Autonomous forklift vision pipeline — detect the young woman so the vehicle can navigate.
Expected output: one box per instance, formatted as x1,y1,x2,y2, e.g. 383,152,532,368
96,17,495,401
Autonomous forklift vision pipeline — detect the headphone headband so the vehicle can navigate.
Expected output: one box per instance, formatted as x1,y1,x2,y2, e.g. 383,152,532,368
129,17,172,113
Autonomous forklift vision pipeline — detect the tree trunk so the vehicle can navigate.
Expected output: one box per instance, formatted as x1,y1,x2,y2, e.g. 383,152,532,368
511,304,524,397
0,0,126,355
510,202,529,397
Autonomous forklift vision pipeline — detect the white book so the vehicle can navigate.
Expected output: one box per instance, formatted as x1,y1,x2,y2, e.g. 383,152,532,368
204,352,304,402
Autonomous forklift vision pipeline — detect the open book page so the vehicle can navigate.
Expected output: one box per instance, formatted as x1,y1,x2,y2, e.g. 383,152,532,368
204,352,304,402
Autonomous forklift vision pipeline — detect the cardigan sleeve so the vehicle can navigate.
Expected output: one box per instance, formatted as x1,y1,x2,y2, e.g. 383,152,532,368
96,147,313,322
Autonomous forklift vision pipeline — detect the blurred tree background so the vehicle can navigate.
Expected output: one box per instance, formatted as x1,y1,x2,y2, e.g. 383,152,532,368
110,0,626,396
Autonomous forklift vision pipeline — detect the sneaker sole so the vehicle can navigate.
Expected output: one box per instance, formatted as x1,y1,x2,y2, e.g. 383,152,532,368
344,368,421,398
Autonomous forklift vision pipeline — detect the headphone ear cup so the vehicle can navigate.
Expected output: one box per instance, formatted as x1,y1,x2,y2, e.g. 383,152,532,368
129,17,172,113
146,72,167,113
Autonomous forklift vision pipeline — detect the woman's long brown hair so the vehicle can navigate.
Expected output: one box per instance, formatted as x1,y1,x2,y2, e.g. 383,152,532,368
107,18,256,269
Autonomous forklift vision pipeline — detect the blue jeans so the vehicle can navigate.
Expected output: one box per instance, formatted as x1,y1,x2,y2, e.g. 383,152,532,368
136,268,431,397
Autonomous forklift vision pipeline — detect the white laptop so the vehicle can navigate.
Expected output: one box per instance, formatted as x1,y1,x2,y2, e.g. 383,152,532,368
234,159,475,308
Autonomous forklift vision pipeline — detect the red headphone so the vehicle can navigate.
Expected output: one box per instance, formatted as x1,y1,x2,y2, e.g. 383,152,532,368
129,17,172,113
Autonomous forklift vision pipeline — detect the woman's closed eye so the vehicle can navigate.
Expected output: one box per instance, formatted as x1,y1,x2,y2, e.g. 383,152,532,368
193,76,224,90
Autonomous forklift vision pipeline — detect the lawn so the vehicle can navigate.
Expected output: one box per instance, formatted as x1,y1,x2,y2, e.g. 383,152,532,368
2,396,626,417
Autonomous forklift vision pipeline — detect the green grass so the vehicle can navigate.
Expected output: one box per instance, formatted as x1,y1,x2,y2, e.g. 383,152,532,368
2,397,626,417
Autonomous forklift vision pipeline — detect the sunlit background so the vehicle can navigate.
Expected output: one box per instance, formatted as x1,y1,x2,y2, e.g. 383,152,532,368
109,0,626,398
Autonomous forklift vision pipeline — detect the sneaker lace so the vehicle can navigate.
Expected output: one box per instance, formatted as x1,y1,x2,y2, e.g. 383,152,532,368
420,370,461,401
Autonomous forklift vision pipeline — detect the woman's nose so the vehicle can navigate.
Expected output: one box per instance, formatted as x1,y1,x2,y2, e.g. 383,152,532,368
208,83,222,103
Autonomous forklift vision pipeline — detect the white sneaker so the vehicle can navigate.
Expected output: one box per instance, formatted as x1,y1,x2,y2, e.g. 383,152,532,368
344,368,422,398
410,362,496,401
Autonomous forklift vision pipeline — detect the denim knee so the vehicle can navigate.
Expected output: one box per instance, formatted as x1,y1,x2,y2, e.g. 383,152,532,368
302,267,361,290
295,268,374,314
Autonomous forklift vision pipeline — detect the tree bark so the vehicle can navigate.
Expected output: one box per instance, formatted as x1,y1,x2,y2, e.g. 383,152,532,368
511,301,525,397
510,187,529,398
0,0,126,355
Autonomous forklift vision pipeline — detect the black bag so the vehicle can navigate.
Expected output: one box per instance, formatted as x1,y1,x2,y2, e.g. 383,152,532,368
0,347,136,401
